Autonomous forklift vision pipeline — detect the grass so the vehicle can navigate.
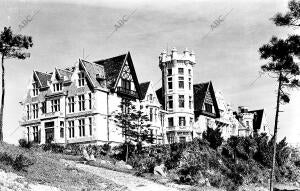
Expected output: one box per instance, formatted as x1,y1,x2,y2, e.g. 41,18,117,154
0,142,127,191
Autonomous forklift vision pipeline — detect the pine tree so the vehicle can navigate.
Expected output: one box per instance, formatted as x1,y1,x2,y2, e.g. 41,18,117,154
259,2,300,189
0,27,33,141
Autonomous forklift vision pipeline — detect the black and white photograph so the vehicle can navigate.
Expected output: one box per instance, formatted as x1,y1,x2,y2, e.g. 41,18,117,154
0,0,300,190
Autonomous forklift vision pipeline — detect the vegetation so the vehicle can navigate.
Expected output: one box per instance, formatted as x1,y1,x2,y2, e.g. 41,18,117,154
15,132,300,191
202,127,223,150
112,99,151,162
0,142,124,191
0,27,33,141
258,1,300,189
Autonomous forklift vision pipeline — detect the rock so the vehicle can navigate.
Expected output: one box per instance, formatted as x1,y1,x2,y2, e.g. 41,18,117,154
90,154,96,161
125,164,133,170
98,183,108,189
157,178,169,184
154,164,167,177
100,160,108,165
115,161,133,170
205,178,210,187
82,148,90,161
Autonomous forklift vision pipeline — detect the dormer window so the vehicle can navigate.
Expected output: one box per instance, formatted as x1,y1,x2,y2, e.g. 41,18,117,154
53,83,62,92
78,72,85,87
121,79,131,90
32,83,39,96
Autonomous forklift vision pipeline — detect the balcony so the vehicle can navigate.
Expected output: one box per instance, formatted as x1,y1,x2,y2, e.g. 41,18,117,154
117,87,138,98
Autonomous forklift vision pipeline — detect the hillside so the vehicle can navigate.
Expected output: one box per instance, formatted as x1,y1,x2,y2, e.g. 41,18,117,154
0,142,126,191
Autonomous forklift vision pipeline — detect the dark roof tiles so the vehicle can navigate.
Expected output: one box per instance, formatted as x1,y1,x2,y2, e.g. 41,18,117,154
249,109,264,131
193,82,210,111
94,54,127,89
34,71,51,87
139,81,150,100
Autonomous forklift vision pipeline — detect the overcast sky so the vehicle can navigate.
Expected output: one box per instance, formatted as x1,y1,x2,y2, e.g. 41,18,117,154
0,0,299,145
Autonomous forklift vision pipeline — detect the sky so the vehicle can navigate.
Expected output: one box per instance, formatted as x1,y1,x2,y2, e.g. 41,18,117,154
0,0,299,145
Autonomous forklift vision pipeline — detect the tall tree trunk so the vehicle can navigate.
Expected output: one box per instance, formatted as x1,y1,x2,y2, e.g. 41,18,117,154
0,54,5,142
270,72,282,191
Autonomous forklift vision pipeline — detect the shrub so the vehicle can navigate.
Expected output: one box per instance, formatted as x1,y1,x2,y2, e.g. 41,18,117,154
18,138,33,149
42,143,64,153
13,154,35,172
0,152,14,165
112,142,135,161
65,144,81,155
202,127,223,150
0,152,35,172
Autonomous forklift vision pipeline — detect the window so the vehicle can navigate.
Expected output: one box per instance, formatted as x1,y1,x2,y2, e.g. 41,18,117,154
149,94,153,101
78,95,85,111
178,77,184,89
53,83,62,92
68,121,75,138
188,78,191,90
179,117,186,126
60,121,64,138
189,96,192,109
78,72,85,87
167,96,173,109
179,137,186,143
188,69,191,75
121,79,131,90
26,105,30,120
205,103,213,113
33,103,38,119
167,68,172,76
51,99,60,112
42,101,47,114
32,83,39,96
68,97,75,113
122,99,130,114
190,117,193,126
89,117,92,136
79,119,85,137
33,126,39,142
179,95,184,108
246,121,249,128
168,77,173,90
154,108,157,122
168,117,174,127
88,93,92,110
167,133,175,144
178,68,184,75
150,108,153,122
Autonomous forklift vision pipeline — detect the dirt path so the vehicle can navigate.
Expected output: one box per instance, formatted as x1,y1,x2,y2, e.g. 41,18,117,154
75,163,179,191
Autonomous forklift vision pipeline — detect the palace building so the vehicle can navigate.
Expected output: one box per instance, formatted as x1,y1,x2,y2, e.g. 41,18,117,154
20,48,269,145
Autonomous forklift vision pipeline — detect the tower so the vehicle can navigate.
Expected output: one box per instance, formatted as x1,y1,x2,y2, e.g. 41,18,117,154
159,47,196,143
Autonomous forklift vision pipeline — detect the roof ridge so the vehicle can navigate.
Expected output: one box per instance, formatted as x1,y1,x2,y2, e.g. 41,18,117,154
194,81,210,86
35,70,51,76
57,68,73,73
140,81,151,84
94,53,127,63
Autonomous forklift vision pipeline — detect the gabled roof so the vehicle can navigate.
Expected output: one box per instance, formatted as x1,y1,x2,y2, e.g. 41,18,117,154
193,82,210,111
139,81,150,100
57,68,73,81
155,87,165,108
94,54,127,89
249,109,264,131
34,71,51,88
193,81,220,118
80,59,106,89
94,52,142,99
